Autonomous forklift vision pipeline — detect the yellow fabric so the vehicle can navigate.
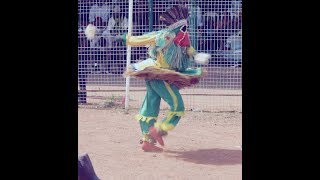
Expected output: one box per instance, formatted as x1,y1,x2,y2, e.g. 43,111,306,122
126,33,157,46
154,121,162,130
126,32,174,69
187,46,196,57
164,82,178,111
158,123,175,131
155,51,171,69
135,114,157,123
154,111,185,131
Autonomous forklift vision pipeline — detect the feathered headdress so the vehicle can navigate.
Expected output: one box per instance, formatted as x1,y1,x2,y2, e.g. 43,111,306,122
160,5,191,47
160,5,211,64
160,5,189,29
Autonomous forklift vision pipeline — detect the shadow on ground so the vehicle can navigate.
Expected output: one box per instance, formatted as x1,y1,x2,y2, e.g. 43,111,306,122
164,148,242,165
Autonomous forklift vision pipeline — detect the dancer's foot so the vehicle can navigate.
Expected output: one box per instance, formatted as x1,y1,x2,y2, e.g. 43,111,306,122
141,141,163,152
148,127,165,146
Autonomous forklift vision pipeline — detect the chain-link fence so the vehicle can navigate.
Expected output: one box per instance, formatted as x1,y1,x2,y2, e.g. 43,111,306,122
78,0,242,112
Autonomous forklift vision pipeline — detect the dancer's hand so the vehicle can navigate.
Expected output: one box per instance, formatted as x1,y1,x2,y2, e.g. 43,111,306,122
85,24,97,40
113,34,124,42
194,53,211,65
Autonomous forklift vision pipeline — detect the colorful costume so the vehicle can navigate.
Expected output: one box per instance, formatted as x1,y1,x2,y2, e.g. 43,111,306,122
119,5,207,151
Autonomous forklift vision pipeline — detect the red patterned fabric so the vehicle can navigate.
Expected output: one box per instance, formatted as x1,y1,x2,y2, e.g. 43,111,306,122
173,31,190,47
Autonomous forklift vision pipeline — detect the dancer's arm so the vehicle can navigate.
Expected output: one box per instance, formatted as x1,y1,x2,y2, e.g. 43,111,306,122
187,46,197,57
187,46,211,65
116,31,158,47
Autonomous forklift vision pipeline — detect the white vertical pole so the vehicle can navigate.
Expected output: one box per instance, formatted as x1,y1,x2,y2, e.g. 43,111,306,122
125,0,133,110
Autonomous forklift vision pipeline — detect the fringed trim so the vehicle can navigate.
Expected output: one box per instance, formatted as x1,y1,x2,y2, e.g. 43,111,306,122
135,114,158,123
167,20,188,31
167,111,185,117
123,67,207,89
154,122,175,132
163,42,190,71
154,111,185,132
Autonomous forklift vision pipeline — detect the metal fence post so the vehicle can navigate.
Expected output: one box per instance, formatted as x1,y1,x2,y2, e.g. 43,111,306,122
125,0,134,110
190,0,198,50
148,0,154,32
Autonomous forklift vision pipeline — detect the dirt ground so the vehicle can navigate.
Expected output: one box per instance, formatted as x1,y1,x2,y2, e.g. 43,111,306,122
78,107,242,180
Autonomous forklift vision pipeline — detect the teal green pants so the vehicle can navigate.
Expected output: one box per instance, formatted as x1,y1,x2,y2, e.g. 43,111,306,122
135,80,185,140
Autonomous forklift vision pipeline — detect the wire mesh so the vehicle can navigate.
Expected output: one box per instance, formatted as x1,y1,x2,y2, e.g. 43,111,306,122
78,0,242,112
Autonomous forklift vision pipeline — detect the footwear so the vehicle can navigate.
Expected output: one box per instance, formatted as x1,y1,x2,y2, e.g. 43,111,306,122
141,141,163,152
148,127,165,146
